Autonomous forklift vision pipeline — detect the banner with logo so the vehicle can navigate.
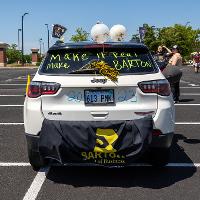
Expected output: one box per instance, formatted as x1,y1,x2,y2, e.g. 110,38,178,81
52,24,67,38
139,27,146,42
39,117,153,166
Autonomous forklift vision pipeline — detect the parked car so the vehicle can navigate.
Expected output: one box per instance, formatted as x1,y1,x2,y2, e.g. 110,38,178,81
24,42,175,170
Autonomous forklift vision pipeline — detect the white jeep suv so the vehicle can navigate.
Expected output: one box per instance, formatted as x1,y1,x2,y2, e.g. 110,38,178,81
24,42,175,170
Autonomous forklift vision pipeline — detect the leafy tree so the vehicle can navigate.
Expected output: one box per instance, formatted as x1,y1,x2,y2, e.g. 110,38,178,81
6,44,21,64
130,34,140,43
24,54,31,63
140,24,200,59
70,28,89,42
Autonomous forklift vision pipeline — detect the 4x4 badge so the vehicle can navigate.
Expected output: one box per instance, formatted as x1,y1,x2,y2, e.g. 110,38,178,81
91,78,107,84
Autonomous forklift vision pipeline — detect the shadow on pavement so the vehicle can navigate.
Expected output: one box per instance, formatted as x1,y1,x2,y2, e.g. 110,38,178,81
46,133,197,189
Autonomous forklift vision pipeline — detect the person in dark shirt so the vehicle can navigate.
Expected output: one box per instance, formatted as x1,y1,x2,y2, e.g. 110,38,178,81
162,45,183,103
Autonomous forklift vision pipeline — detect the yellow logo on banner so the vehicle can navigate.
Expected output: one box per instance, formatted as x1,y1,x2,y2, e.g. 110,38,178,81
94,128,118,153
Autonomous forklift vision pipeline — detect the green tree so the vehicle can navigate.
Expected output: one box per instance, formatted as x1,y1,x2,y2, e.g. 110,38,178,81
70,28,89,42
130,34,140,43
141,24,200,59
6,44,21,64
24,54,32,63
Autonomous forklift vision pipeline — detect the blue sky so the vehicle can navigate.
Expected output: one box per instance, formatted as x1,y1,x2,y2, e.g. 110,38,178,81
0,0,199,53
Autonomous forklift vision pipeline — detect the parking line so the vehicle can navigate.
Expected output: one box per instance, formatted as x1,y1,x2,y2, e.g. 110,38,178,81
175,104,200,106
180,87,200,89
0,105,23,107
23,166,50,200
0,84,26,85
0,162,30,166
181,93,200,95
0,123,24,125
175,122,200,125
0,95,24,97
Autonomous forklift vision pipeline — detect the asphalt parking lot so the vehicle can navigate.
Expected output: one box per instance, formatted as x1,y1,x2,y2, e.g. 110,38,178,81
0,66,200,200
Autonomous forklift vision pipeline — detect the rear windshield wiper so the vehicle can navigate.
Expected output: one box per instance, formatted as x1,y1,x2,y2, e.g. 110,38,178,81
68,68,99,74
68,59,100,74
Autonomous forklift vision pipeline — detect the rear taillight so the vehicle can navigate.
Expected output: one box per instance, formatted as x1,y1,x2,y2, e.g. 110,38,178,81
28,82,60,98
152,129,162,136
138,79,171,96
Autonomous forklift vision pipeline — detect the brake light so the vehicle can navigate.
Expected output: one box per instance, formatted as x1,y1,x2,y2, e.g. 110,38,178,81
152,129,162,136
28,82,60,98
138,79,171,96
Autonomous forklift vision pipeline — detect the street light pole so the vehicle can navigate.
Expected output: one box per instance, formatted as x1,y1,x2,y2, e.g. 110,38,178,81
18,29,21,51
21,12,29,66
39,38,42,57
45,24,50,49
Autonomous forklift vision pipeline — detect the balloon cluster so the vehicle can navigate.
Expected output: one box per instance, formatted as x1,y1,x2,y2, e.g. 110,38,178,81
89,61,119,82
91,23,127,43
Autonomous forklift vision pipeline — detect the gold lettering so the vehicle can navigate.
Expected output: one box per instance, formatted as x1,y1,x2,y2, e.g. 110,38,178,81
50,54,60,62
109,153,116,158
122,59,129,68
81,53,89,61
112,52,118,59
113,60,122,70
73,53,80,61
95,152,102,159
64,53,71,60
81,152,88,159
88,152,94,159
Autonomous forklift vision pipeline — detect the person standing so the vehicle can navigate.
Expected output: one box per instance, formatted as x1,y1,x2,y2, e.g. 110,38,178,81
192,52,200,73
162,45,183,103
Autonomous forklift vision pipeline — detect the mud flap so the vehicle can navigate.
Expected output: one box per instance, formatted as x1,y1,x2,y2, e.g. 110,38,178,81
39,116,153,166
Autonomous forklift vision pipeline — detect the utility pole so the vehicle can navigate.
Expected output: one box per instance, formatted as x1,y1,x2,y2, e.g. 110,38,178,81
21,12,29,66
18,29,21,51
45,24,50,49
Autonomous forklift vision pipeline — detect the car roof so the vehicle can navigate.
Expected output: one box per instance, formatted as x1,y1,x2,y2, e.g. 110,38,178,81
48,41,148,52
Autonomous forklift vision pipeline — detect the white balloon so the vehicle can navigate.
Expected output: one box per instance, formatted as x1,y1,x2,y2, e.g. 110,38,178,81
91,23,109,44
110,25,127,42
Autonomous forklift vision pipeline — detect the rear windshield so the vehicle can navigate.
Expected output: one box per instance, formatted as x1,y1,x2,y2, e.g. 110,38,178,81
40,47,158,75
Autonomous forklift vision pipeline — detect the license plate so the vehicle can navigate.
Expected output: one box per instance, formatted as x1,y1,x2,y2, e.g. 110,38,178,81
84,89,114,105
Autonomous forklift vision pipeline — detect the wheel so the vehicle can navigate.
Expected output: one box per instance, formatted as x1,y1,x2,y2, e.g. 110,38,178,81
148,148,170,167
27,148,47,171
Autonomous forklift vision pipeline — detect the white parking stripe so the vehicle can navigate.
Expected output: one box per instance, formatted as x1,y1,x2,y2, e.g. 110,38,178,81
181,93,200,95
23,167,50,200
0,95,24,96
0,84,26,85
0,123,24,125
175,122,200,125
0,162,31,166
180,87,200,89
0,105,23,107
175,104,200,106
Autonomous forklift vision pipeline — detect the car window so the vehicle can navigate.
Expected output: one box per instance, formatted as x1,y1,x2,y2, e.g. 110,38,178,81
40,47,158,75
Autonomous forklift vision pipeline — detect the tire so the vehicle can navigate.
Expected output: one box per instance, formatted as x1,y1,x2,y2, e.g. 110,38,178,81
27,148,46,171
148,148,170,167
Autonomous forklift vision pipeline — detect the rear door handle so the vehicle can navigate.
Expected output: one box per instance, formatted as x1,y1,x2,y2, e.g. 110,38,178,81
90,111,109,119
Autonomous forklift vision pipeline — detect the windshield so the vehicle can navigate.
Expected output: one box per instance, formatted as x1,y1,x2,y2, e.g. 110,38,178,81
40,47,158,75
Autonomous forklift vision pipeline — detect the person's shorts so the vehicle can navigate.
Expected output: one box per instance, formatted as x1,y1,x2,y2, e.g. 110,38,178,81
193,63,200,67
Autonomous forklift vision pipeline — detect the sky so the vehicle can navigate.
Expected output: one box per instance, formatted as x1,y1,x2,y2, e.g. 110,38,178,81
0,0,199,54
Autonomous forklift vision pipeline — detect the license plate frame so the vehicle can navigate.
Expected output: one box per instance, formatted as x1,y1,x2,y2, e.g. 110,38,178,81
84,89,114,105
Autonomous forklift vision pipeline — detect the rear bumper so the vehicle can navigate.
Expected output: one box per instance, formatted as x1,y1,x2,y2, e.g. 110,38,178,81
26,131,173,154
